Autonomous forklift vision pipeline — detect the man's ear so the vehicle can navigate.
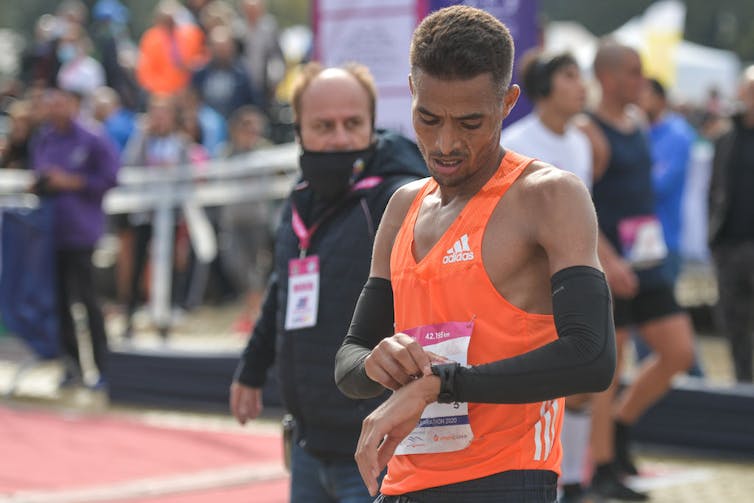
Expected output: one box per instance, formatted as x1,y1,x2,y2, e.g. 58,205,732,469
408,74,415,96
502,84,521,118
293,123,301,142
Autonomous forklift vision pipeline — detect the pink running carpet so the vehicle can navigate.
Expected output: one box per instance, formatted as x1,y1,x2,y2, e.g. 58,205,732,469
0,405,289,502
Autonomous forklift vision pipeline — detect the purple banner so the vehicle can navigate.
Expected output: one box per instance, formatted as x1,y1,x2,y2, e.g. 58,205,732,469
425,0,540,124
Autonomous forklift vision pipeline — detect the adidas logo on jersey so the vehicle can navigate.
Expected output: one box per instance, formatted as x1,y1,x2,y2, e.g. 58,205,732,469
442,234,474,264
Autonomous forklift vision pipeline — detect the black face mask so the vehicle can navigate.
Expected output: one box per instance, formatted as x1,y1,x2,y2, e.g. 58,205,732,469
299,145,375,200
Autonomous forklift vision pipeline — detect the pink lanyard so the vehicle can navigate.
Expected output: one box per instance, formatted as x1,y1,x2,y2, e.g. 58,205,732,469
291,176,382,256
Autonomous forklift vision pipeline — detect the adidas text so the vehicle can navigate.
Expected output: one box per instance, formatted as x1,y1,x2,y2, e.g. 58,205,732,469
443,234,474,264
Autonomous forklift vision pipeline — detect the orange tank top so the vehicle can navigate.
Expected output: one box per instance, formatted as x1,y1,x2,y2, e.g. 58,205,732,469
382,150,564,495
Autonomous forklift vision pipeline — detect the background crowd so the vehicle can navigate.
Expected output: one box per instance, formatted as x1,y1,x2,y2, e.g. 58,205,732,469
0,0,749,394
0,0,296,338
0,2,753,501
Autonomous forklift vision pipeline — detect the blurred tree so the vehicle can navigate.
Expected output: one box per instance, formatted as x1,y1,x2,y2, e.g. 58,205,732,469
268,0,310,28
127,0,310,36
541,0,754,62
0,0,310,41
1,1,752,62
0,0,59,39
540,0,653,34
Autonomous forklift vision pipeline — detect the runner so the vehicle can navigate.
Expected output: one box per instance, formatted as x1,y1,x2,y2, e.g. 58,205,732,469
335,6,616,502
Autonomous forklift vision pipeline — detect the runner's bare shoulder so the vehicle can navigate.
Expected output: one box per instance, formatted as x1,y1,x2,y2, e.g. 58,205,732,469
384,178,428,232
518,161,599,267
370,177,431,277
389,177,430,209
518,160,595,226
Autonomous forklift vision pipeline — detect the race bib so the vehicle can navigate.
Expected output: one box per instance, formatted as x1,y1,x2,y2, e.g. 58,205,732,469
618,215,668,269
284,256,319,330
395,321,474,455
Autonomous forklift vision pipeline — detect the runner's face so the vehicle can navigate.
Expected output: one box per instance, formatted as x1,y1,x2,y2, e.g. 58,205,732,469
410,70,517,188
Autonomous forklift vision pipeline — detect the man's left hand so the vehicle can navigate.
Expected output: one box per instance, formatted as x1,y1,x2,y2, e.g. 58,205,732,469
43,168,85,191
354,374,440,496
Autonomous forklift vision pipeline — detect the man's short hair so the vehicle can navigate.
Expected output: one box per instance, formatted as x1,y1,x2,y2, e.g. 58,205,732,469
201,0,235,28
92,86,120,107
520,51,579,101
646,78,666,100
209,25,233,46
593,39,635,81
290,61,377,129
50,83,83,102
229,104,267,131
410,5,514,95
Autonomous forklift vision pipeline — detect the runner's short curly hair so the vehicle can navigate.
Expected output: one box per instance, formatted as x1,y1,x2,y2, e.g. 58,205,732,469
410,5,514,96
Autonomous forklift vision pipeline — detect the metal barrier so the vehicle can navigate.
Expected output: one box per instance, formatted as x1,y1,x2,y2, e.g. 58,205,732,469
0,142,300,335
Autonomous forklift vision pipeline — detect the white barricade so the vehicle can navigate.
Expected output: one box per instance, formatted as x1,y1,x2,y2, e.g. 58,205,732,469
0,142,300,335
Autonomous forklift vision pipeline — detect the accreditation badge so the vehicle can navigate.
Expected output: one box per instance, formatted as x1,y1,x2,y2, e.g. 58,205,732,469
284,256,319,330
618,215,668,270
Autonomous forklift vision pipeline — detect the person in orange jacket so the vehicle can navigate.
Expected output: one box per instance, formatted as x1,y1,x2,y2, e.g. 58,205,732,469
136,0,206,96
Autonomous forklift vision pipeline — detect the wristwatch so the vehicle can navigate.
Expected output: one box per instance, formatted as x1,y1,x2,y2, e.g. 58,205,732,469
430,362,460,403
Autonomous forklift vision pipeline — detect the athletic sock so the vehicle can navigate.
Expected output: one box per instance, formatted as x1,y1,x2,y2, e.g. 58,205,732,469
561,483,583,497
592,462,614,483
591,462,648,501
614,419,639,476
560,409,591,486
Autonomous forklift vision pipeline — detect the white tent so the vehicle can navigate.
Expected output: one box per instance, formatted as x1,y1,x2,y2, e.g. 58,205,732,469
544,20,741,107
673,41,741,105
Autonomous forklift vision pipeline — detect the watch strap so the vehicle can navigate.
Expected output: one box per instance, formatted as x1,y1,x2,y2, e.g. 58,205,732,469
431,362,460,403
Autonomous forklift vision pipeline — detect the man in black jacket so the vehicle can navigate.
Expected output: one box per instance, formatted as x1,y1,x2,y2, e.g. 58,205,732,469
709,65,754,383
229,62,427,502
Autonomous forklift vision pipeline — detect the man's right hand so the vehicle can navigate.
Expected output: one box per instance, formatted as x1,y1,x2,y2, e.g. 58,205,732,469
603,255,639,299
364,333,433,391
355,374,440,496
230,381,263,425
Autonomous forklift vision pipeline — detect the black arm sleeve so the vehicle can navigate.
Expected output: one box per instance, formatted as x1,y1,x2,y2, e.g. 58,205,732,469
233,273,279,387
334,277,395,399
453,265,616,404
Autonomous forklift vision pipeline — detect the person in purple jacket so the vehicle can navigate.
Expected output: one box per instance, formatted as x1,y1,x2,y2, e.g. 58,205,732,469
31,86,120,390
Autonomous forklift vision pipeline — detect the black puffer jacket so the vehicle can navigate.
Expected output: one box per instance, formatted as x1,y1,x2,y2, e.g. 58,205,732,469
708,114,754,247
235,130,427,459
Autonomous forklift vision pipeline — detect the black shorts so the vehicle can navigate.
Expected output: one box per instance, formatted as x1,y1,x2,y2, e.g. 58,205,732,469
109,213,132,232
613,285,682,328
375,470,557,503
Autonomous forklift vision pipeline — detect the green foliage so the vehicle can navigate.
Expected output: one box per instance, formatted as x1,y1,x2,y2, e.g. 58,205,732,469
0,0,311,42
0,0,56,38
540,0,654,35
541,0,754,62
125,0,310,36
1,1,752,62
268,0,310,28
